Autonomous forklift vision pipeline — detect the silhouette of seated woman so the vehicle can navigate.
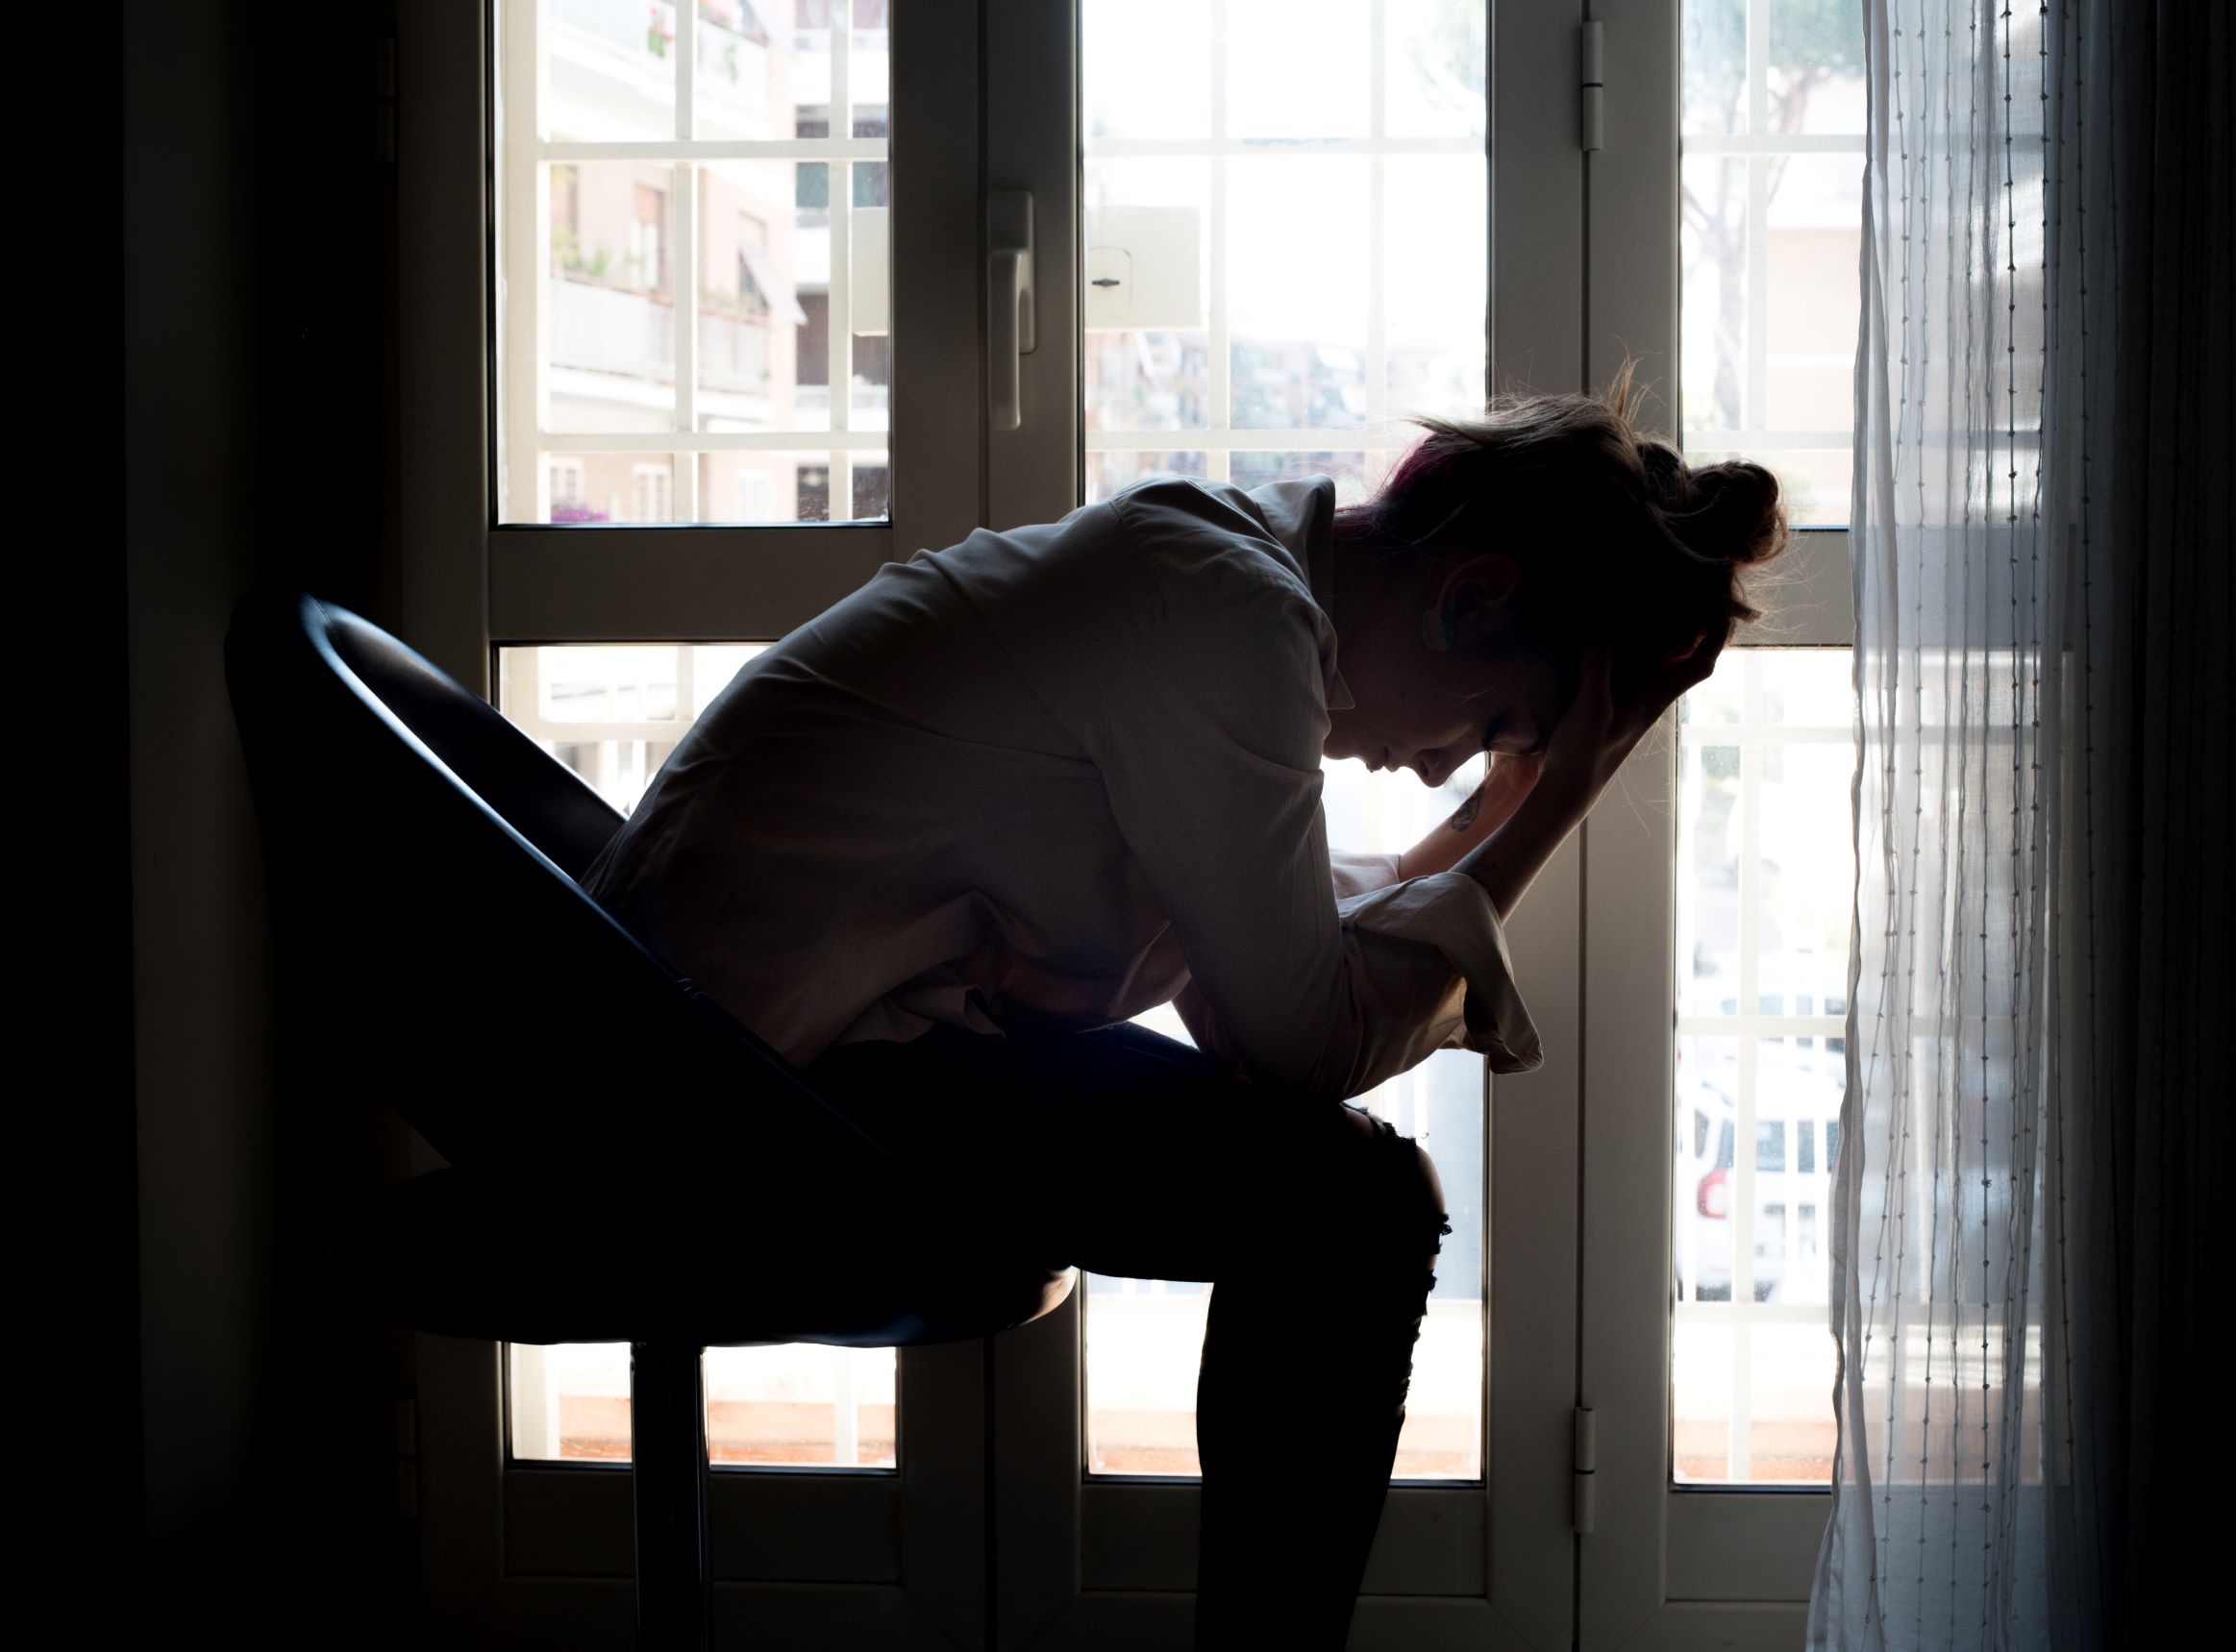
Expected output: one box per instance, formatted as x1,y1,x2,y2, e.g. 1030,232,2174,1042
583,376,1786,1648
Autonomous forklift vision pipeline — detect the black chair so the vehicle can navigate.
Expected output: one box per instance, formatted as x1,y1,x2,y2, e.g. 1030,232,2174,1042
225,591,1073,1649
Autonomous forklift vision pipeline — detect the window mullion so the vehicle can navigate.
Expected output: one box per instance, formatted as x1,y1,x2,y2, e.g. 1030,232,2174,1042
1205,0,1230,483
501,0,545,526
829,1,854,518
674,8,698,521
1366,0,1387,454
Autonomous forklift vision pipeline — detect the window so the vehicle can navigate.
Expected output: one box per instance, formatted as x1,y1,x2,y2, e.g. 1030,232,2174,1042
412,1,1862,1639
1076,0,1492,1489
497,645,901,1469
630,460,674,522
1679,0,1866,524
496,0,894,525
1668,645,1851,1486
1078,0,1485,507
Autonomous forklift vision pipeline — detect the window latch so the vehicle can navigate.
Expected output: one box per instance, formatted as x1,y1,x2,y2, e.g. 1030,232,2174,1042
1580,21,1605,153
1573,1405,1598,1534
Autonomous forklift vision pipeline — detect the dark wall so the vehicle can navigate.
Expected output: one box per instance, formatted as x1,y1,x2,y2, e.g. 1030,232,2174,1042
123,0,407,1638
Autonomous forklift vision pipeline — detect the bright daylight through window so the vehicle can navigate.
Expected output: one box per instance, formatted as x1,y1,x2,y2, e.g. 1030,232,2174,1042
493,0,902,1469
498,0,892,528
1668,0,1861,1489
1680,0,1863,525
1672,648,1851,1484
487,0,1865,1490
1078,0,1491,1481
500,640,902,1468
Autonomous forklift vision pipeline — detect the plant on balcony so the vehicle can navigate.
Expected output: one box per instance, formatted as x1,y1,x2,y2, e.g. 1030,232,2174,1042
701,0,771,47
552,228,615,282
550,502,610,524
647,7,674,58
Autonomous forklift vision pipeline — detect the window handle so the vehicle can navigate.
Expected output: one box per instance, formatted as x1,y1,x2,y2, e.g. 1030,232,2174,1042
988,190,1037,432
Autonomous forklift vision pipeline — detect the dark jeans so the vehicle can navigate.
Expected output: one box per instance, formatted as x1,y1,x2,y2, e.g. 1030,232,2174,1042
804,1019,1452,1651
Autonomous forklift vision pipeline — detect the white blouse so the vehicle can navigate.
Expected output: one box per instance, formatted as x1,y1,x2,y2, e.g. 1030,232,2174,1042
583,474,1542,1104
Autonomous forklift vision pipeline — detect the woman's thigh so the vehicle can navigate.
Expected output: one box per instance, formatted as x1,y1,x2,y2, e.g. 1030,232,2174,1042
803,1021,1435,1283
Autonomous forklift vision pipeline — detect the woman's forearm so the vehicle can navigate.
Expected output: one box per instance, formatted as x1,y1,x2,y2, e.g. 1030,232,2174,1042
1453,777,1592,921
1395,753,1543,881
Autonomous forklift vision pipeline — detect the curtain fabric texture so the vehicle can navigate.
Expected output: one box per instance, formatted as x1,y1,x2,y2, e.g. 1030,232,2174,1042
1815,4,2231,1648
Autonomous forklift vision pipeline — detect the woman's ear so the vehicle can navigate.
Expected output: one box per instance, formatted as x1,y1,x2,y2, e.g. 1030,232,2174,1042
1420,553,1522,652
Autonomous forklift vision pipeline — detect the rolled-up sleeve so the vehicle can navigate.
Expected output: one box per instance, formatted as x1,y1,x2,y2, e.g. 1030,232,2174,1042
1077,564,1540,1103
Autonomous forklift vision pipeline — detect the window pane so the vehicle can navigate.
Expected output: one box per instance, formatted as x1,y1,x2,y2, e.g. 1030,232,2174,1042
495,642,895,1471
547,0,682,141
1679,0,1864,526
1078,0,1490,1485
498,0,895,524
1672,649,1851,1486
1081,0,1485,507
509,1343,899,1470
1081,0,1212,139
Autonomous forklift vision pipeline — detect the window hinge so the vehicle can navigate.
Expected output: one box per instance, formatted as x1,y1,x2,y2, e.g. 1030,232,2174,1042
1580,21,1605,153
1572,1406,1598,1534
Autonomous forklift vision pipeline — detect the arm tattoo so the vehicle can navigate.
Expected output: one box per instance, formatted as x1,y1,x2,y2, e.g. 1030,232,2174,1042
1448,779,1486,833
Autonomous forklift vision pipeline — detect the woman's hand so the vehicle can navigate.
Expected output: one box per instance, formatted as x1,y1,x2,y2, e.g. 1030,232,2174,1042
1455,629,1724,918
1532,629,1725,815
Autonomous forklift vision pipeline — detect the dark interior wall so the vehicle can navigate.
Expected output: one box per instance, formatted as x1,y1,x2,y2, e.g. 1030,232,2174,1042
123,0,404,1636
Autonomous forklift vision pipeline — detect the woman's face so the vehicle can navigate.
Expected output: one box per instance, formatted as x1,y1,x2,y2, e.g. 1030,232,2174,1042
1324,568,1576,789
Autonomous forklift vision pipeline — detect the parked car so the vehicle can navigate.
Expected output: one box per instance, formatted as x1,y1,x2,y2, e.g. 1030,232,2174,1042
1674,1050,1844,1304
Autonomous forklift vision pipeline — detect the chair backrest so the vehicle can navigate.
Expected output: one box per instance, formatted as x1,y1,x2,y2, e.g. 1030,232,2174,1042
224,590,900,1187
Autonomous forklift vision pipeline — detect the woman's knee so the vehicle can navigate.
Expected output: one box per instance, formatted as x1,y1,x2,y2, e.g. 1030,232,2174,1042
1335,1109,1450,1264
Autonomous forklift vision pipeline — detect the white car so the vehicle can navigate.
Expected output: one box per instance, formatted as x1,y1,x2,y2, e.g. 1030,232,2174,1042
1674,1052,1844,1304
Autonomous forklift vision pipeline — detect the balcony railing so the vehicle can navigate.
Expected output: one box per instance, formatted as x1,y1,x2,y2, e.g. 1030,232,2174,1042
550,276,772,395
550,0,773,130
699,308,771,392
551,277,676,382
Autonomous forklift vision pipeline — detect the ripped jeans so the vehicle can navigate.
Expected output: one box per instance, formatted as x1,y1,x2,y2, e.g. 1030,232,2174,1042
803,1018,1452,1651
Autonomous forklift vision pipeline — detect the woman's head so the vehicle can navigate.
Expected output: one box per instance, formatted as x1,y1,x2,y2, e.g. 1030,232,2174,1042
1322,370,1788,781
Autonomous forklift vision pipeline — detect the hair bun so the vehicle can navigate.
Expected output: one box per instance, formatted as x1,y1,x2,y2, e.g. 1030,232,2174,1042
1643,447,1787,569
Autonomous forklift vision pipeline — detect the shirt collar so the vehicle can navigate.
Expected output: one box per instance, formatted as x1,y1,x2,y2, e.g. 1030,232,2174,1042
1250,474,1354,711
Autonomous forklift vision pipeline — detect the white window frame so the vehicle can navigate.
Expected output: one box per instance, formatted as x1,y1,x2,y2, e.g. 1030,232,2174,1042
396,3,990,1644
981,4,1593,1648
393,3,1854,1647
1572,4,1852,1645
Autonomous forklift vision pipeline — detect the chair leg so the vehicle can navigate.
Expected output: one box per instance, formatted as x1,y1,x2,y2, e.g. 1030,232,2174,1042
631,1341,709,1652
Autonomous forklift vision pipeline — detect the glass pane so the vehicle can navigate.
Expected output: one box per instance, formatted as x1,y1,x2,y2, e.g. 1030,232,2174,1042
1679,0,1864,526
1081,0,1213,139
547,164,680,424
542,452,681,524
496,642,897,1471
1383,0,1486,139
1081,0,1485,506
1230,450,1374,503
545,0,681,142
1083,158,1212,435
1227,0,1371,139
1079,0,1491,1486
1672,649,1852,1487
509,1343,899,1469
1229,156,1370,431
1680,0,1747,137
1767,0,1867,136
1085,450,1209,500
499,641,762,811
499,0,896,524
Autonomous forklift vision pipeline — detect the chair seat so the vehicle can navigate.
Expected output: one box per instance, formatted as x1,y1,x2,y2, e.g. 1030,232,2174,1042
333,1169,1075,1348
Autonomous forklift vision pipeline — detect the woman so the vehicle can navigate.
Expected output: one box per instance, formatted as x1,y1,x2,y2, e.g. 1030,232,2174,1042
584,379,1785,1646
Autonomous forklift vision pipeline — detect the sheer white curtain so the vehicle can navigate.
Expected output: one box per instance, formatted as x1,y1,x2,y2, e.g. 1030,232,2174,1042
1814,5,2231,1649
